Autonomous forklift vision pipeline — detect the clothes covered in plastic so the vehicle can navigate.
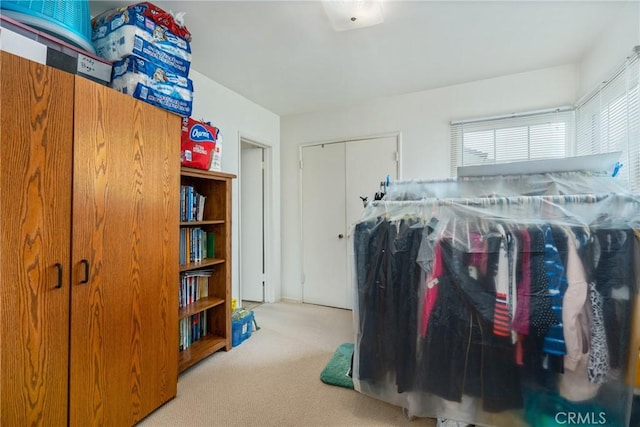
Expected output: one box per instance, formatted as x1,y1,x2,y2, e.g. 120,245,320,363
351,172,640,426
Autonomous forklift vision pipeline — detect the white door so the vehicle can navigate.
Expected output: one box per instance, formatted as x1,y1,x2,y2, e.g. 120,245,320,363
241,142,264,302
301,136,398,309
301,143,347,308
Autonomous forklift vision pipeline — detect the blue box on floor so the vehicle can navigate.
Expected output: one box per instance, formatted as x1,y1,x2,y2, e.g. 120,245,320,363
232,311,253,347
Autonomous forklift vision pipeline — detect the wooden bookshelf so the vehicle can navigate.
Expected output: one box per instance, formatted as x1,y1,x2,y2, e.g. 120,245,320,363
178,167,236,373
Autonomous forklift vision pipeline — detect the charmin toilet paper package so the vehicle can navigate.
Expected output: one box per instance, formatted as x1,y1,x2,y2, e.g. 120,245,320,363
92,5,191,76
111,56,193,117
181,118,223,171
92,2,192,42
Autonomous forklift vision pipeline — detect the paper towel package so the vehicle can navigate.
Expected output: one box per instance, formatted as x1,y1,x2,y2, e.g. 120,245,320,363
111,56,193,116
92,7,191,76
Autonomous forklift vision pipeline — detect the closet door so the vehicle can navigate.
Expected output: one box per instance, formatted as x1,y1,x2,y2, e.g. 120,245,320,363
0,52,73,426
344,136,398,308
301,143,348,308
301,136,398,309
70,78,180,426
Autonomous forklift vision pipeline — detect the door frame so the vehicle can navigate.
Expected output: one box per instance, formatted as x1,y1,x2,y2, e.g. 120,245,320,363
238,133,273,304
298,131,402,304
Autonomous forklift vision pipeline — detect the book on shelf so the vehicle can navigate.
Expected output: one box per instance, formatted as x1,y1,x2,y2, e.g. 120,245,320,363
179,227,210,265
207,232,215,258
197,194,206,221
178,312,209,351
180,185,207,222
179,269,213,308
192,315,199,342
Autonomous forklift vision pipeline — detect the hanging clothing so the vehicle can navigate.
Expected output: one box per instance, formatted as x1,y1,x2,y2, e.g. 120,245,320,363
512,228,531,335
595,228,635,372
419,233,523,412
392,219,426,393
353,193,638,423
542,225,568,357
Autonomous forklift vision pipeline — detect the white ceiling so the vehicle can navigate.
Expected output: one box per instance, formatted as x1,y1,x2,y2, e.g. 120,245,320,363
90,1,628,116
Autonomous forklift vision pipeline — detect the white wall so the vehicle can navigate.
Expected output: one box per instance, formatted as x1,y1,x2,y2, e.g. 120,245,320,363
280,65,577,302
189,0,637,306
189,69,281,303
578,1,640,98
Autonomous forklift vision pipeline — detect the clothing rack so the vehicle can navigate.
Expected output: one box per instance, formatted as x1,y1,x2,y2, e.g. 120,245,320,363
353,174,640,427
371,192,634,207
357,192,640,229
383,170,629,201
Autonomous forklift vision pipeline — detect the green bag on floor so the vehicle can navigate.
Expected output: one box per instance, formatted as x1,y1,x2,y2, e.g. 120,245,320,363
320,343,354,389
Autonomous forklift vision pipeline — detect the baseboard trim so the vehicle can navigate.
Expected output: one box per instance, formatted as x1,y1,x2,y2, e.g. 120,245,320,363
280,297,302,304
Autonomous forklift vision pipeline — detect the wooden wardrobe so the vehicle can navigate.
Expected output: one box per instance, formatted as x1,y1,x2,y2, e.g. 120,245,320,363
0,51,179,426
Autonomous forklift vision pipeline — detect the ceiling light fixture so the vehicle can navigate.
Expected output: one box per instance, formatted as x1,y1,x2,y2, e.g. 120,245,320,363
322,0,384,32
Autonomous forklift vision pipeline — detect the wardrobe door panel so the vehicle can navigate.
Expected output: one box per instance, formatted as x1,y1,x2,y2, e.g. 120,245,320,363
134,86,180,414
70,78,179,426
0,52,73,426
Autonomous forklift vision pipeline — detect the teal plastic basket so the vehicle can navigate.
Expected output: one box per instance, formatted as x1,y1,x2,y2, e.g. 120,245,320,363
1,0,94,53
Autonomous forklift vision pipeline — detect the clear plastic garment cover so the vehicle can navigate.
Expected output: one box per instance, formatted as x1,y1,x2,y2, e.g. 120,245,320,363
351,172,640,426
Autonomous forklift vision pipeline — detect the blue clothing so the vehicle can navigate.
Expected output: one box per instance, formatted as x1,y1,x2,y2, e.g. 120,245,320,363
542,225,568,356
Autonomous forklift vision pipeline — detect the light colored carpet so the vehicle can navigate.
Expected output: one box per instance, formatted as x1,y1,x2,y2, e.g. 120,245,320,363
139,302,437,427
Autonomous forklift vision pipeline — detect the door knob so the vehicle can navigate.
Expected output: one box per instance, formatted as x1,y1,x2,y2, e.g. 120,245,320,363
338,234,344,239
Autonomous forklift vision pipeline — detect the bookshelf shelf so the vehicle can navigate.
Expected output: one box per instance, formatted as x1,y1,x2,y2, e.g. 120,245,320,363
180,220,225,226
178,334,227,372
179,258,225,272
178,167,235,373
179,297,225,319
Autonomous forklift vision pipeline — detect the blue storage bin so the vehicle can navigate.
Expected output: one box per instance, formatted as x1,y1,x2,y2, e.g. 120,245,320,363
1,0,94,53
232,311,253,347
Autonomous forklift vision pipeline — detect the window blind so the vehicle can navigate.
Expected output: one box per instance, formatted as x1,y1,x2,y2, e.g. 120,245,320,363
450,109,574,176
575,52,640,191
450,48,640,189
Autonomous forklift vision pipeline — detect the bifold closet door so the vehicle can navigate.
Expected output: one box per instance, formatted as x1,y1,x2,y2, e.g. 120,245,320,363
0,52,73,426
70,77,180,426
301,143,348,308
301,137,398,309
344,136,398,308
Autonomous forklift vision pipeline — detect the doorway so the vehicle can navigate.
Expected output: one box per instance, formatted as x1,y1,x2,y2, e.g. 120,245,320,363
300,135,400,309
240,139,266,306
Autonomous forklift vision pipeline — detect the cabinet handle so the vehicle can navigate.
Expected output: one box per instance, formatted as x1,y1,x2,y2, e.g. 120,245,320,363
54,263,63,289
80,259,90,284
